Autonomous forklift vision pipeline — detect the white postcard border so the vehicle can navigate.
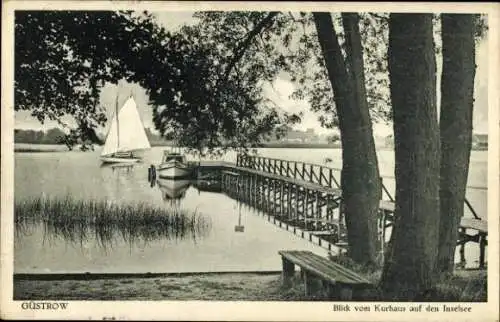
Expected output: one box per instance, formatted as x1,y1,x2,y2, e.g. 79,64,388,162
1,1,499,321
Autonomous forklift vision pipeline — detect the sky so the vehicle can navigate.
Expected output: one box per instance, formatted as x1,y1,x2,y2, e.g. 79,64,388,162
15,11,489,137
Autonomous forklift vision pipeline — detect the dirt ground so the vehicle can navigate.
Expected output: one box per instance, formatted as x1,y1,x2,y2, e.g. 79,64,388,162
14,273,308,301
14,269,487,302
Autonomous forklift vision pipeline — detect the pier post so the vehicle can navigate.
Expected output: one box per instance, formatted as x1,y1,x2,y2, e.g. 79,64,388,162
326,194,332,221
315,192,320,223
304,189,309,230
249,174,253,205
292,185,299,226
148,165,156,183
268,179,272,213
479,233,487,269
280,181,284,217
287,184,292,220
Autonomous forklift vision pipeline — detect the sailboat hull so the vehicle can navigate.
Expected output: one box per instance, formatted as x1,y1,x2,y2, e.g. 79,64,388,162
100,156,141,164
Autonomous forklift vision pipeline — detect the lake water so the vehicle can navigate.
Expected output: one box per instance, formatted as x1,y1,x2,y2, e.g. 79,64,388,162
14,147,488,273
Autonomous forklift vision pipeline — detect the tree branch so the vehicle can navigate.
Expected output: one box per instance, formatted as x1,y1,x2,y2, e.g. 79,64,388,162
222,11,279,82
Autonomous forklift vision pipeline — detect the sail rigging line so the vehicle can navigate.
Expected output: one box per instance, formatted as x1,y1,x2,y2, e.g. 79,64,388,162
115,93,120,151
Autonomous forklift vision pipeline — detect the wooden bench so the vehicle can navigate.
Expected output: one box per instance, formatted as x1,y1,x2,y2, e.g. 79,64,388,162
279,250,373,300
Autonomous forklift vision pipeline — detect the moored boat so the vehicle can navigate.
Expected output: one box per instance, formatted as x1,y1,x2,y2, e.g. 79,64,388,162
157,151,192,179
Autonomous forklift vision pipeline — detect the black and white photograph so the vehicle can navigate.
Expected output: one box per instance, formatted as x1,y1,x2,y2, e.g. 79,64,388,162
1,1,498,320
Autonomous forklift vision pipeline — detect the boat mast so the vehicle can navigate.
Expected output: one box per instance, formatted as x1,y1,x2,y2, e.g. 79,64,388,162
115,93,120,151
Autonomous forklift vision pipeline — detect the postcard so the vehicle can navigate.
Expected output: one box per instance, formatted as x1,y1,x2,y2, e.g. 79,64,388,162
1,1,499,320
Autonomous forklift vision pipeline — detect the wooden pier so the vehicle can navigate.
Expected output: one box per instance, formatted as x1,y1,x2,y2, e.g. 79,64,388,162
192,154,488,268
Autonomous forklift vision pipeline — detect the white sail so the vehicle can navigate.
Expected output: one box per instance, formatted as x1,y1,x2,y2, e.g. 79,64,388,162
101,96,151,157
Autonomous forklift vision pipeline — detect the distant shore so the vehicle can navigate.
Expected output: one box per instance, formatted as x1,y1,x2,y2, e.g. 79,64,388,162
14,142,488,152
259,142,341,149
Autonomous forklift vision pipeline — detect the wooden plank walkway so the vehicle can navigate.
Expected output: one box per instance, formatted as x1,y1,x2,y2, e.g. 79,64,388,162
197,160,487,235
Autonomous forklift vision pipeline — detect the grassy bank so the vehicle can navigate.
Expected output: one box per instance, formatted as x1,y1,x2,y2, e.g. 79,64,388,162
326,254,487,301
15,196,211,248
14,269,486,301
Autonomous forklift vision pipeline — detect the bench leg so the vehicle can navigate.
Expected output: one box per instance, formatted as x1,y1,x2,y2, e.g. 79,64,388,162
327,283,353,301
327,283,338,299
304,271,313,297
339,286,353,301
282,257,295,288
327,283,339,300
303,272,322,297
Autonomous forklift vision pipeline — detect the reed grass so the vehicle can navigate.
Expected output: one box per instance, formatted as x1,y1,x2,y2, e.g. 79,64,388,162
15,196,212,250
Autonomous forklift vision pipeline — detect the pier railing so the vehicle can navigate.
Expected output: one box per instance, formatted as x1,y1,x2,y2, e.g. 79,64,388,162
237,154,341,189
236,154,483,220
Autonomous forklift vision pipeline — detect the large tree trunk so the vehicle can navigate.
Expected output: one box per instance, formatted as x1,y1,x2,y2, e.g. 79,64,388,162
438,14,476,274
381,14,440,299
313,12,381,267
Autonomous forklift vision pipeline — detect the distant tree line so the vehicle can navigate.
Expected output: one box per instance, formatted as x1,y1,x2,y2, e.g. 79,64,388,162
14,128,67,144
14,126,175,146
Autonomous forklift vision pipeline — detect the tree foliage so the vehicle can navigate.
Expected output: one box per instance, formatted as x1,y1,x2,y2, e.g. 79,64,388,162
192,11,392,131
15,11,295,154
15,11,143,147
130,15,299,156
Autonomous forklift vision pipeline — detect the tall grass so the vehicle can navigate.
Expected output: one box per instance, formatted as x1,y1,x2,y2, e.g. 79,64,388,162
15,196,212,250
326,253,487,301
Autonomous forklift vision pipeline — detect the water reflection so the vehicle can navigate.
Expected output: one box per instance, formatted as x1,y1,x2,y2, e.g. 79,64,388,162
192,180,222,193
234,201,245,233
13,148,486,273
99,162,136,172
156,178,191,201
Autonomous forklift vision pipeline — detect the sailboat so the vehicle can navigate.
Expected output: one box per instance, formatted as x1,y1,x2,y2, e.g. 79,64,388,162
100,95,151,164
